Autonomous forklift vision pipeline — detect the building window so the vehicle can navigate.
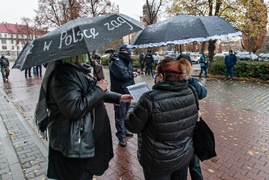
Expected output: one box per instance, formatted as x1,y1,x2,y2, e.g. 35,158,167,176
1,39,6,44
17,46,20,51
12,46,14,50
4,34,7,38
2,46,7,50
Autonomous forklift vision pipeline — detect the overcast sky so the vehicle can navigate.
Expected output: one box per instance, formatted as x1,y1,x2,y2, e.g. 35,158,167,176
0,0,145,24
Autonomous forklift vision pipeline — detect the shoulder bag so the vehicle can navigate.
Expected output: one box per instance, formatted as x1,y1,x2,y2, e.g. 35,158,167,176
189,85,217,161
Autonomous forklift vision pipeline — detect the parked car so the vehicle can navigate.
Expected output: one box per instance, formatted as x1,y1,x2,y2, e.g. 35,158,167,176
258,53,269,61
180,52,202,63
236,52,258,61
238,54,251,61
189,53,202,64
164,51,178,58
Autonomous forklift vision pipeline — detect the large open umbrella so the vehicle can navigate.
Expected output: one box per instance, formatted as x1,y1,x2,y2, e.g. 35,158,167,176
131,15,242,48
13,14,142,70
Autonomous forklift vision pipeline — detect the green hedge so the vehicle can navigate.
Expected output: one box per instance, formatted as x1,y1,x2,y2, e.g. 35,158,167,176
102,55,269,80
209,56,269,80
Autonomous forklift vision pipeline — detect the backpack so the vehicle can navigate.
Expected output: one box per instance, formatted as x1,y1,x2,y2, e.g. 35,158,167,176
2,59,8,67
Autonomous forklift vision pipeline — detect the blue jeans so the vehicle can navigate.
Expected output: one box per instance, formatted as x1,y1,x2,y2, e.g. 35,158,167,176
225,66,234,79
114,102,130,140
143,163,188,180
189,154,203,180
199,66,208,78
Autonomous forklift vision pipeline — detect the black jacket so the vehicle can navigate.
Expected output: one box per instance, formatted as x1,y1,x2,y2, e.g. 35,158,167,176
126,81,198,174
47,63,121,158
144,53,154,65
109,52,135,94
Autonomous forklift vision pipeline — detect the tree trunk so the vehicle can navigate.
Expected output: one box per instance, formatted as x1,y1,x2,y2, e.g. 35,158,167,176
201,42,206,54
208,40,216,62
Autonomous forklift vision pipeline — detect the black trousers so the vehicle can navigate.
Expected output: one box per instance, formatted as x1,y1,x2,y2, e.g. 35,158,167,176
143,164,188,180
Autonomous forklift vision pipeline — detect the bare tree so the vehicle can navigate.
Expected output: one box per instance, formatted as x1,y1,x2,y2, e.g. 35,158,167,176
34,0,85,29
20,18,34,41
85,0,119,17
143,0,164,26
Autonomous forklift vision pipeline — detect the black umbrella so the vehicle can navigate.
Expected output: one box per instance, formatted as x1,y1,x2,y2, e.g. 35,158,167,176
105,48,116,54
131,15,242,48
13,14,142,70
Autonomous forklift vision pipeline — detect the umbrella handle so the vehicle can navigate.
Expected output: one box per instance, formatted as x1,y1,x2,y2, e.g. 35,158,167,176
87,53,102,80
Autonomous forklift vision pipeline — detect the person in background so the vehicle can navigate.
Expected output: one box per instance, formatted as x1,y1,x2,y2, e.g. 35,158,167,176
40,54,132,180
36,64,42,76
153,52,162,67
198,53,208,78
25,67,32,78
126,57,198,180
224,50,237,80
139,53,145,74
144,50,154,76
0,53,10,82
109,44,138,147
177,53,207,180
177,53,207,100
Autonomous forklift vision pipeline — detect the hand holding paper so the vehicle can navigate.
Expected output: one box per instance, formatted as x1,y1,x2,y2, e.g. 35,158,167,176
127,82,150,101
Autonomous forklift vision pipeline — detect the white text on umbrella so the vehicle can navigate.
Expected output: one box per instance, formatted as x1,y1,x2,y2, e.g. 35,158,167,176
59,28,99,49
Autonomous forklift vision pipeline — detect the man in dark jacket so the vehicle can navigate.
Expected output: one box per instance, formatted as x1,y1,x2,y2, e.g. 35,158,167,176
109,44,137,147
224,50,237,80
0,53,10,82
144,50,154,75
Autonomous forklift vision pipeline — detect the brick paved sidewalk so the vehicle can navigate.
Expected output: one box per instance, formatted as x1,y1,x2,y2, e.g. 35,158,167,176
1,63,269,180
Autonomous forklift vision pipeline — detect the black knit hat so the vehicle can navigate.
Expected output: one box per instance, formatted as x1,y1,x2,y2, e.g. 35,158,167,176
176,53,193,66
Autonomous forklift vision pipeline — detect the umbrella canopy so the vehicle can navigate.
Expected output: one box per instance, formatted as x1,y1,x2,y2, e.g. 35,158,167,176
13,14,142,70
131,15,242,48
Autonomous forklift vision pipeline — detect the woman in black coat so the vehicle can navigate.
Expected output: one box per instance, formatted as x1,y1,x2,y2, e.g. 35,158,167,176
126,58,198,180
45,54,132,180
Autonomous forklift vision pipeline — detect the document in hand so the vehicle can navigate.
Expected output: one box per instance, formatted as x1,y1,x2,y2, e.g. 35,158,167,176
127,82,150,101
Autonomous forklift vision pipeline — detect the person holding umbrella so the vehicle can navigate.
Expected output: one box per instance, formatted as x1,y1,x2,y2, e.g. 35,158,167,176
38,54,132,180
109,44,138,147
